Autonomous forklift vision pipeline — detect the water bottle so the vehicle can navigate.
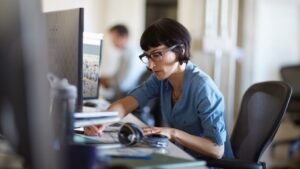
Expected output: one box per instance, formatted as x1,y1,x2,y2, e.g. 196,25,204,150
48,73,77,169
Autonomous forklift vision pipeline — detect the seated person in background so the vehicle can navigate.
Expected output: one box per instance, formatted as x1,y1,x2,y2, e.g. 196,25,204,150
85,18,234,160
100,24,146,101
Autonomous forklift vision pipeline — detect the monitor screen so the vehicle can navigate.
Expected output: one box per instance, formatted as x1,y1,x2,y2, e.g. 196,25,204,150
82,32,103,99
45,8,84,111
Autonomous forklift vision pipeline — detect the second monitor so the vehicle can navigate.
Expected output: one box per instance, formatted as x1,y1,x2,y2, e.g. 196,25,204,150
82,32,103,100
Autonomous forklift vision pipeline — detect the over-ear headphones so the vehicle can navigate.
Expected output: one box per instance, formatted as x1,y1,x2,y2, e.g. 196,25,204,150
117,122,169,148
118,122,143,146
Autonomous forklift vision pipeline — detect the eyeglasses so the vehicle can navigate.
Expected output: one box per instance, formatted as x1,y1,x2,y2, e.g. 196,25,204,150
139,45,179,64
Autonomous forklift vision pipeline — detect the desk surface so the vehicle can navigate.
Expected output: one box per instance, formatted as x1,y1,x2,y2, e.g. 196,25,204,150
83,99,207,168
83,100,194,160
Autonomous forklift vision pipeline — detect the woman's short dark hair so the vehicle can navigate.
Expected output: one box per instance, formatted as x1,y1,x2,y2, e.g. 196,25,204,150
140,18,191,64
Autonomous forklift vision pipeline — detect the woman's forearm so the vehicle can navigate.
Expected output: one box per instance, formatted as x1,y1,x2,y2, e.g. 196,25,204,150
107,96,139,118
171,129,224,159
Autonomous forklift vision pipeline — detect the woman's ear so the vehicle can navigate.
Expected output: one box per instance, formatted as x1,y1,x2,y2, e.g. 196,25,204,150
178,44,185,56
181,47,185,56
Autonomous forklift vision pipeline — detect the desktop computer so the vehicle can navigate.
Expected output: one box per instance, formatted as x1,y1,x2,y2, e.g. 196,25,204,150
46,9,104,111
45,8,84,112
0,0,58,169
0,5,91,169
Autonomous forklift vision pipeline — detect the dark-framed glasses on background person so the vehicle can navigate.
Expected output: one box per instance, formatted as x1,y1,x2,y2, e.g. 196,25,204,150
139,44,179,64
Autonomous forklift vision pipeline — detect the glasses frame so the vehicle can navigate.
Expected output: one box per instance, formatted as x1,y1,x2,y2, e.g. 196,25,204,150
139,45,179,64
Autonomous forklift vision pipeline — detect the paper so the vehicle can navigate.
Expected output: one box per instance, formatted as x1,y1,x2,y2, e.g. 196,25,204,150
74,132,119,144
74,111,119,118
74,116,120,128
101,147,154,159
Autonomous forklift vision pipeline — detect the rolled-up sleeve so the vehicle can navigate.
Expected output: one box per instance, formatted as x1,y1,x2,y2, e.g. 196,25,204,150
128,74,160,108
195,80,226,146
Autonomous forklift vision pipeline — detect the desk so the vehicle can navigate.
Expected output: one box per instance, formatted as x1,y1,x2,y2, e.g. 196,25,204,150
83,99,207,168
116,114,207,169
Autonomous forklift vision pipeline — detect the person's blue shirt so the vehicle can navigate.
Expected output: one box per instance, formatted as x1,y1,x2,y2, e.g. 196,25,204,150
129,61,233,159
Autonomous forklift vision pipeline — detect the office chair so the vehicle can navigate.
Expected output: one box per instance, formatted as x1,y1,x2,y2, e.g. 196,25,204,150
207,81,292,169
271,65,300,158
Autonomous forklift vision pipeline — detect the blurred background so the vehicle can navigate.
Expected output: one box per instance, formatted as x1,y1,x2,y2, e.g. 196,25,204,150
42,0,300,168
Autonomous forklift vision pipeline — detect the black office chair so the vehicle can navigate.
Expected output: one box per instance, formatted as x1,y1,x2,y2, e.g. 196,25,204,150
271,65,300,158
207,81,292,169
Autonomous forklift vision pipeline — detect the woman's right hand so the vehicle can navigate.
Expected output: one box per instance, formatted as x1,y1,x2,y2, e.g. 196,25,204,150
84,125,106,136
83,96,139,136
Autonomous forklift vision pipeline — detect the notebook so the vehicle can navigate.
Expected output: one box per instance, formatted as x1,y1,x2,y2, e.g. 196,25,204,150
74,132,122,149
74,112,120,128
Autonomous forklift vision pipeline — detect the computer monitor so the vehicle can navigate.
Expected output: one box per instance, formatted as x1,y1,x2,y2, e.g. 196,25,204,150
45,8,84,111
0,0,57,169
0,2,32,166
82,32,103,99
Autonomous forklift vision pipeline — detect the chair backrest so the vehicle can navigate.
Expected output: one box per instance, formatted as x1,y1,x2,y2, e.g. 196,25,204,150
281,65,300,96
280,65,300,123
231,81,292,162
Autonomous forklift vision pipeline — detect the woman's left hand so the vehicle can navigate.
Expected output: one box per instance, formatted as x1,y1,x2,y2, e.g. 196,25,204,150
142,126,175,139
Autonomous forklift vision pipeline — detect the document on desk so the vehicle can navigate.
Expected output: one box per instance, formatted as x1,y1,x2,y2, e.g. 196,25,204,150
74,112,120,128
108,152,206,169
101,147,154,160
74,132,122,149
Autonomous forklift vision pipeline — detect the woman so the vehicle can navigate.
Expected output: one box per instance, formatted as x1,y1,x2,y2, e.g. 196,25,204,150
85,18,233,160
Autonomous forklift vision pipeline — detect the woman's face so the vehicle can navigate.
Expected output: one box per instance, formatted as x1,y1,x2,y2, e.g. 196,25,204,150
144,45,179,80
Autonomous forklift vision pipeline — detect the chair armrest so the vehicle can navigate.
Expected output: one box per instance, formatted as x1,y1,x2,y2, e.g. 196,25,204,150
206,158,265,169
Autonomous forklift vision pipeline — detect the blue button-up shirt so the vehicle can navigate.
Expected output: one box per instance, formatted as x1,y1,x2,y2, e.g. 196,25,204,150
129,61,231,158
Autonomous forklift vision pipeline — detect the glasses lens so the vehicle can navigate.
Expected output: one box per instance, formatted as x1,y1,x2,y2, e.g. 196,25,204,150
140,55,149,64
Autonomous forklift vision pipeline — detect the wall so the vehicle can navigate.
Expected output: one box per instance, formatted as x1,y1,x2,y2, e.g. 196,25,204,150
43,0,105,33
178,0,205,51
238,0,300,97
254,0,300,82
42,0,83,12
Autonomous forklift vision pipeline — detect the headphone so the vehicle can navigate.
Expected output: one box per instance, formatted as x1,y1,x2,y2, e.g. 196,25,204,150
118,122,143,146
118,122,169,148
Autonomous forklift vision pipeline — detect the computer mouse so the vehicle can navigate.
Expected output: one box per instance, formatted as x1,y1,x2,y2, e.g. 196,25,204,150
83,101,98,107
143,134,169,148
